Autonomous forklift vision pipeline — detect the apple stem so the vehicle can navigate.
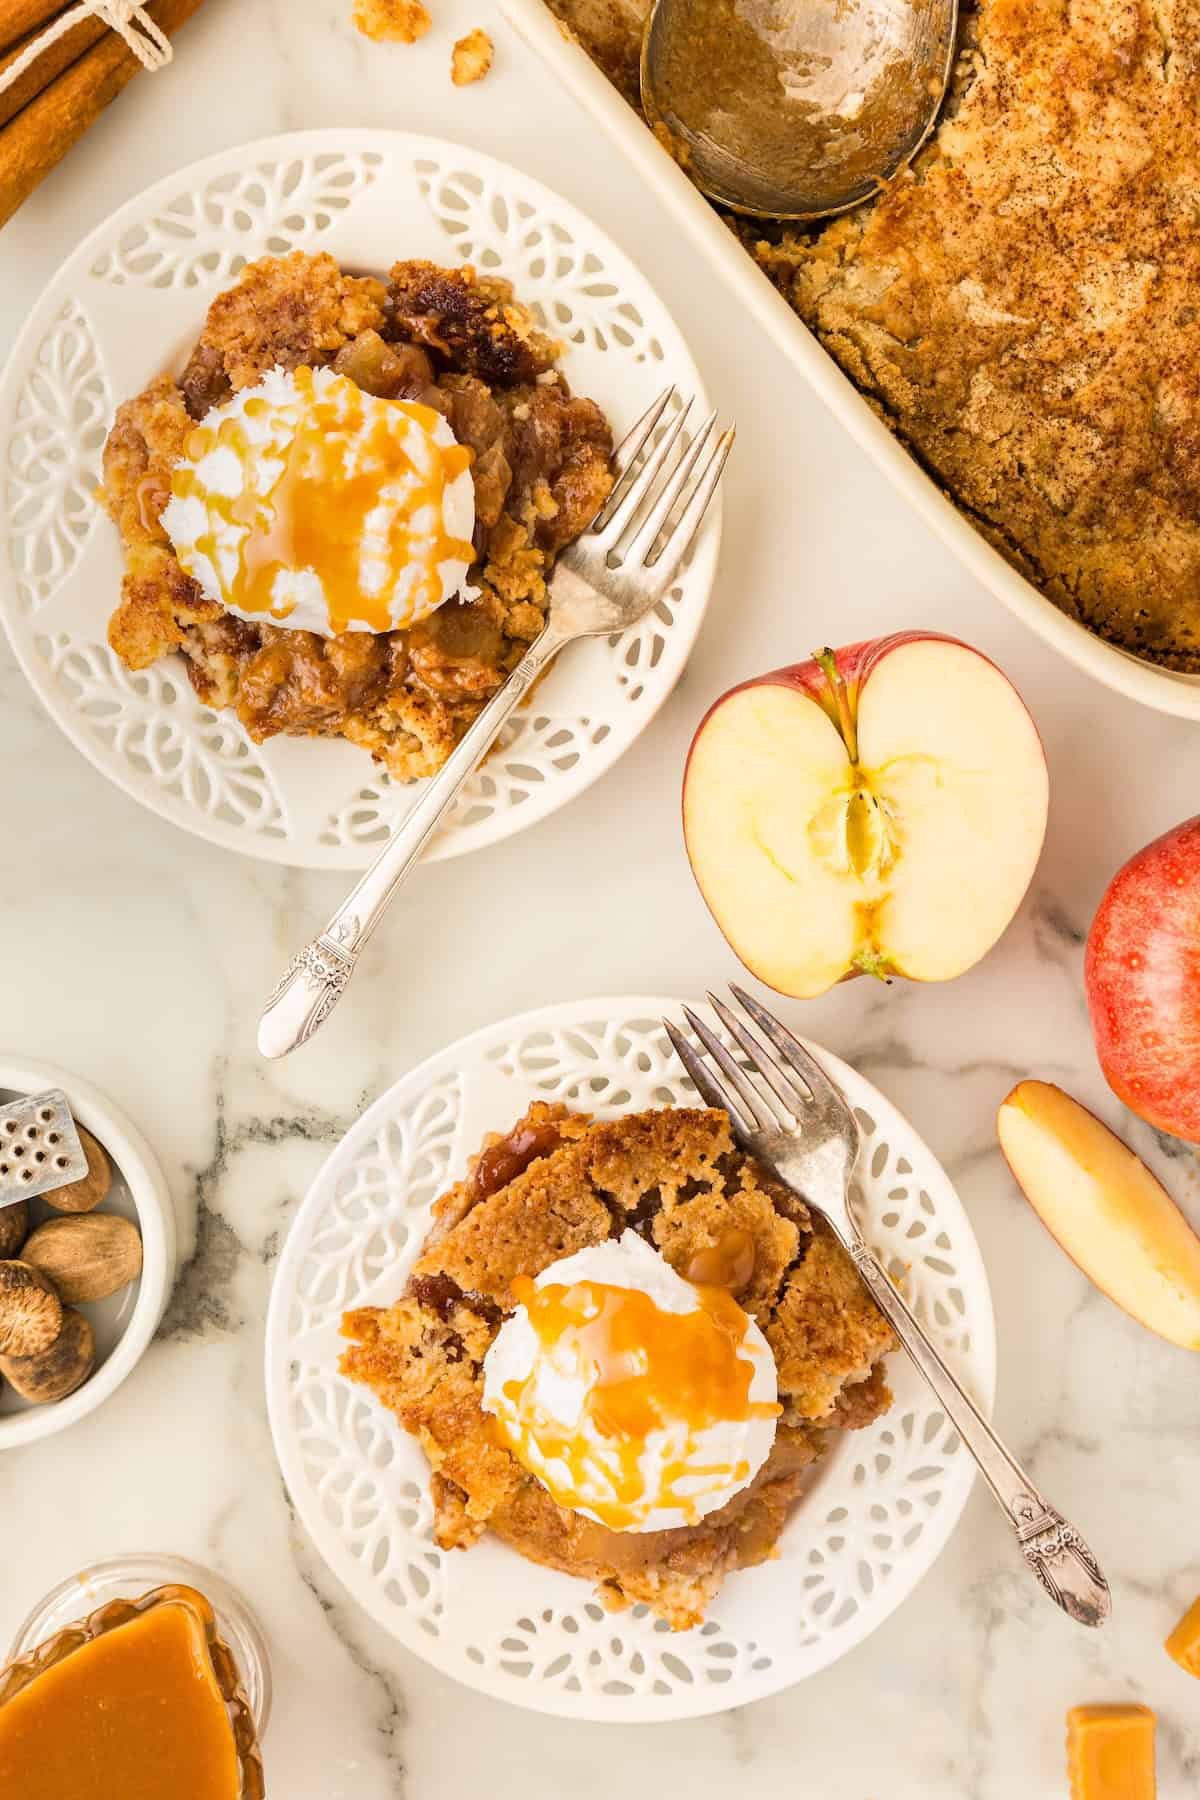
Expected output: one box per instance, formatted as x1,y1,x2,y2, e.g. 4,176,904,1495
815,648,859,764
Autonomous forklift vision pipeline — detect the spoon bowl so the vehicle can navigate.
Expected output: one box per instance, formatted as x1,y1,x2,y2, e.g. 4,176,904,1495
641,0,958,219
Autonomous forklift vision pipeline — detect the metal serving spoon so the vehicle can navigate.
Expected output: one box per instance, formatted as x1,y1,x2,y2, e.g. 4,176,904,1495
640,0,958,219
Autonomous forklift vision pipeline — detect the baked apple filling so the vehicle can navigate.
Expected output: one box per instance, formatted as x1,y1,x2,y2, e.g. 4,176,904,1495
99,251,614,780
341,1102,896,1629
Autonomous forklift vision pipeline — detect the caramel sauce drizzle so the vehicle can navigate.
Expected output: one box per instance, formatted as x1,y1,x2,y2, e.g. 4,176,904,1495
498,1275,779,1531
136,475,166,536
683,1228,757,1291
172,368,475,633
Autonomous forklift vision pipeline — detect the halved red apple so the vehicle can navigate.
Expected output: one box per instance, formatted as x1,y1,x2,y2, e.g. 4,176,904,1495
998,1080,1200,1350
1085,815,1200,1143
682,634,1049,998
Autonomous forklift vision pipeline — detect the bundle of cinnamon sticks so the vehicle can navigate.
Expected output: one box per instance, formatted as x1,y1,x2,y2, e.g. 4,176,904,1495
0,0,209,230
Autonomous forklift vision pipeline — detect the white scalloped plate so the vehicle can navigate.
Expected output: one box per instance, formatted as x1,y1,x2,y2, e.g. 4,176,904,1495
0,132,717,870
265,997,996,1721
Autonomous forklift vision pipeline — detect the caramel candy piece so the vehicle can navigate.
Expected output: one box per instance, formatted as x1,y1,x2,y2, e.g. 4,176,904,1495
1067,1705,1156,1799
1166,1596,1200,1678
0,1593,242,1799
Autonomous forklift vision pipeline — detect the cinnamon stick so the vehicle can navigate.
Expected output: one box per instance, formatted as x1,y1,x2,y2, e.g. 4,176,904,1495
0,0,209,230
0,12,106,133
0,1,67,60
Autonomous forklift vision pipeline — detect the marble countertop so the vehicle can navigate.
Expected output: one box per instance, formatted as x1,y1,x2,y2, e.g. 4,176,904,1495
2,1,1199,1792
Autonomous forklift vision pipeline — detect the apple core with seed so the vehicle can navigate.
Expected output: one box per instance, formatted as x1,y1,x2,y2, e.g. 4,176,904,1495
682,633,1049,999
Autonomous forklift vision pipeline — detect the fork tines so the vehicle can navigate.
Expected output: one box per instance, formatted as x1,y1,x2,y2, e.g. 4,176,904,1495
594,384,733,584
663,984,850,1137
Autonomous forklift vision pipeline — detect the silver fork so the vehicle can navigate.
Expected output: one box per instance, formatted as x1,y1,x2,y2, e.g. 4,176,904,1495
664,985,1112,1630
258,387,733,1059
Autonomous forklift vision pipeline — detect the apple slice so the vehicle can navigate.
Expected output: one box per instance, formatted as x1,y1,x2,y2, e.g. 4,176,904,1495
682,634,1048,998
998,1080,1200,1350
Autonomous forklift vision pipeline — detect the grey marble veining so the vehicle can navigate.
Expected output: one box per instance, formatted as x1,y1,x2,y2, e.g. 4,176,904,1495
2,0,1200,1791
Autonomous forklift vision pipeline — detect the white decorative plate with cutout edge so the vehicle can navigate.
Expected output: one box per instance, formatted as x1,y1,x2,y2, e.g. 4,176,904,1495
265,996,996,1721
0,131,718,870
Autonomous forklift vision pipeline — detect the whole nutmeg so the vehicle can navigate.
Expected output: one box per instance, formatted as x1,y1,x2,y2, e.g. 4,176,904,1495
0,1199,29,1259
44,1125,111,1214
0,1307,94,1403
22,1214,142,1305
0,1260,62,1357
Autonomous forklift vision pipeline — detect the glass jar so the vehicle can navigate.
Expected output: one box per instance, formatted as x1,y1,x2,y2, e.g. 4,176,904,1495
3,1551,271,1795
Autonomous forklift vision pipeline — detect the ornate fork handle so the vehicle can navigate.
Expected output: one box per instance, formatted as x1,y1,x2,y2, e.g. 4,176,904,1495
258,623,567,1059
845,1238,1111,1627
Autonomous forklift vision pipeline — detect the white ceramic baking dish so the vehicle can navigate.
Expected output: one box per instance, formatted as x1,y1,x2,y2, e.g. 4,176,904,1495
503,0,1200,720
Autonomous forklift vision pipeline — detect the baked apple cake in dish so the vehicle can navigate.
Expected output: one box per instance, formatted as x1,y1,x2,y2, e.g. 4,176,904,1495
99,251,614,781
341,1101,895,1629
544,0,1200,672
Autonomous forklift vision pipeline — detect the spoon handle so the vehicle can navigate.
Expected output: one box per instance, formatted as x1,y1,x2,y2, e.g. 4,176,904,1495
257,622,566,1059
846,1242,1112,1628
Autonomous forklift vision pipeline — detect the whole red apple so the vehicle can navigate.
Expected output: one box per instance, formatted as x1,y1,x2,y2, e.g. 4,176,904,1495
682,632,1049,998
1085,816,1200,1143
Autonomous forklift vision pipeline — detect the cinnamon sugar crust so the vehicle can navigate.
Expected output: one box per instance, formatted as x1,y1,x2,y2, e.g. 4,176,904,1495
181,251,389,398
549,0,1200,669
99,252,612,781
341,1103,895,1629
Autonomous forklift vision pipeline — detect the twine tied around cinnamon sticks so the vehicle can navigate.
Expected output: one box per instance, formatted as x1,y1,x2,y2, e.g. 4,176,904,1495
0,1,171,95
0,0,207,229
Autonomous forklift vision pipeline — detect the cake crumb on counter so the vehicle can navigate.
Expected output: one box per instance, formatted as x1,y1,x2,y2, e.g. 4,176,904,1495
451,27,494,83
352,0,432,43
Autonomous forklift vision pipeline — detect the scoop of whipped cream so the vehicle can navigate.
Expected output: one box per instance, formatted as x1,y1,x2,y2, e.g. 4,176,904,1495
482,1230,779,1533
162,365,476,635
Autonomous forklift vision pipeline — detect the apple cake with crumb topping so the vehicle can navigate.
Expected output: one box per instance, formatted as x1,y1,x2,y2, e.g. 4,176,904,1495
341,1102,895,1629
548,0,1200,670
99,251,613,781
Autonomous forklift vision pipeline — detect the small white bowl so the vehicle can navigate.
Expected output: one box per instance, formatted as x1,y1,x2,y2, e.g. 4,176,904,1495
0,1056,175,1449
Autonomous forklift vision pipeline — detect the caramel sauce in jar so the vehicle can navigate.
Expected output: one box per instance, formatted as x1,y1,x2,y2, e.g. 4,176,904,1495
0,1586,247,1800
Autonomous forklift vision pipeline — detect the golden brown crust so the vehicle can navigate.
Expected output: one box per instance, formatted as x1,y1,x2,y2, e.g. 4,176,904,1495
761,0,1200,669
652,1168,800,1327
183,251,388,394
340,1103,896,1629
99,253,613,782
765,1228,895,1421
552,0,1200,669
100,376,193,548
415,1137,613,1304
106,547,219,673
